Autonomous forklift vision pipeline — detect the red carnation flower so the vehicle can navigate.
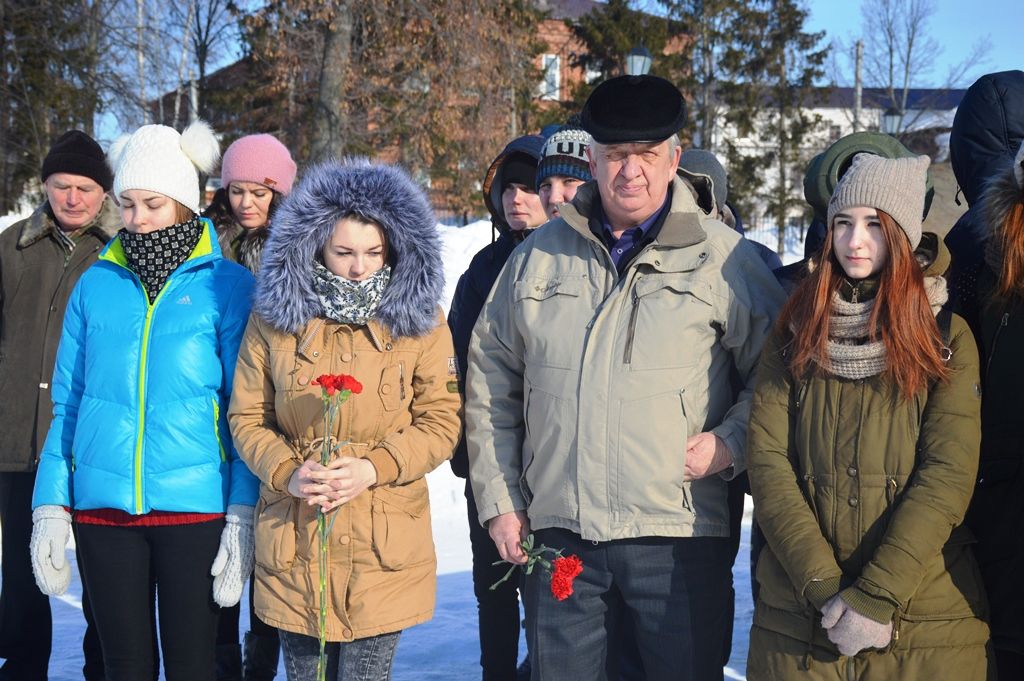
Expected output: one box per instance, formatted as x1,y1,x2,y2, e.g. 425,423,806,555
339,375,363,394
549,554,583,601
312,374,361,397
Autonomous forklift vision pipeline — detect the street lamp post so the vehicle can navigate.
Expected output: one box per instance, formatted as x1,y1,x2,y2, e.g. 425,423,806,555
881,106,902,136
625,44,653,77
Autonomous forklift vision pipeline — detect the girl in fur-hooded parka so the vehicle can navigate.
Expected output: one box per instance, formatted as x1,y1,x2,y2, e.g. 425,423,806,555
228,159,460,678
746,153,992,680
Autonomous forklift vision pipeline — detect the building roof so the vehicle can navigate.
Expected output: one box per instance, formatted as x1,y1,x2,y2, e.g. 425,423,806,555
816,86,967,111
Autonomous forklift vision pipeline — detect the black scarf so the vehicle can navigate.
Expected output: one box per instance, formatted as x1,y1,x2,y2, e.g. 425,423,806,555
119,217,203,303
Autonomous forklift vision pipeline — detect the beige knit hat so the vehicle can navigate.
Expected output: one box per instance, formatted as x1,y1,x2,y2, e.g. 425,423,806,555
108,120,221,213
827,152,931,249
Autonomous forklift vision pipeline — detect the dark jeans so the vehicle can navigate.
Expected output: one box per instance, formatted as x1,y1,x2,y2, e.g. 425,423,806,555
278,630,400,681
523,529,733,681
0,471,105,680
76,519,224,681
465,482,522,681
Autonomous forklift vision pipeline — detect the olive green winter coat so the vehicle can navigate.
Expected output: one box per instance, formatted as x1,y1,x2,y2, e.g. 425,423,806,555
747,309,992,680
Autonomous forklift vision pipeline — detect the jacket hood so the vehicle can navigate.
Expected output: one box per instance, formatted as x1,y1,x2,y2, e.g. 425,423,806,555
255,159,443,338
18,196,121,248
482,135,545,237
950,70,1024,206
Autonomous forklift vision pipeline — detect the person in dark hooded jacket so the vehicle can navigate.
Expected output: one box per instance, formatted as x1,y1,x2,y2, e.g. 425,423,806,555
945,70,1024,680
447,134,545,681
946,70,1024,333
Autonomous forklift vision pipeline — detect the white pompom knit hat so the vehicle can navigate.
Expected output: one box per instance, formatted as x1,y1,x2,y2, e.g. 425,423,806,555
108,120,221,214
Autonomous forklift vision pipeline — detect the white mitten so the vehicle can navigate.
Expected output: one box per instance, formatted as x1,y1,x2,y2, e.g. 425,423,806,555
210,504,255,607
30,505,72,596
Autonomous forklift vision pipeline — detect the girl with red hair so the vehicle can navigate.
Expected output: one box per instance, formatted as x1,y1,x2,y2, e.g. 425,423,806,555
746,153,991,679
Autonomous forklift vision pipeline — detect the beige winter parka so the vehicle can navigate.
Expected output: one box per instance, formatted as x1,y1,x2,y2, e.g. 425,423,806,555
466,177,786,541
230,312,460,641
227,160,461,642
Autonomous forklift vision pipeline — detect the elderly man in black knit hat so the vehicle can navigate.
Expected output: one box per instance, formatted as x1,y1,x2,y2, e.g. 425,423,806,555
0,131,120,681
466,75,786,681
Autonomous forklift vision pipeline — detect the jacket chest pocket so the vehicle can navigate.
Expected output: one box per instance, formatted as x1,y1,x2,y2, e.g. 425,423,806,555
625,274,716,370
514,276,588,370
377,355,414,412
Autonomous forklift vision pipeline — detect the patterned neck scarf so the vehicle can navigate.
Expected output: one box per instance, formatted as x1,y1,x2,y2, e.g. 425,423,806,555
311,261,391,326
119,216,203,303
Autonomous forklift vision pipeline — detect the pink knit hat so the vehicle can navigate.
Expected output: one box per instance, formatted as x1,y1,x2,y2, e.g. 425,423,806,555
221,134,297,195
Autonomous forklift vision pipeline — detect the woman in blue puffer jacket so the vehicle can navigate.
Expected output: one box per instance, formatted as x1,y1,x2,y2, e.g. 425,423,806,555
28,121,259,681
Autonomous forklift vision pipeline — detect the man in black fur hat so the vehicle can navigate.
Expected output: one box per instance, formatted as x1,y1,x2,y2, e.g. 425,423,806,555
466,75,785,681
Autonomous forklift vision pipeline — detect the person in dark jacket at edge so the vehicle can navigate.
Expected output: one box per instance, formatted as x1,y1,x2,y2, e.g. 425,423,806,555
943,69,1024,681
0,131,120,681
448,133,548,681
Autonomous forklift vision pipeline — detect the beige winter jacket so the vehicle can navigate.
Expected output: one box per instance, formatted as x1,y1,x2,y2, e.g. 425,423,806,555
466,177,786,541
229,312,461,641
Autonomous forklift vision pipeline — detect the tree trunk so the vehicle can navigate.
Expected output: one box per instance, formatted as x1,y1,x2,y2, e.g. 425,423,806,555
309,3,353,164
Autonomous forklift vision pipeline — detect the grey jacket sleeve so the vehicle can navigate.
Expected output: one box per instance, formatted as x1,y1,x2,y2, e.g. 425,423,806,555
465,253,529,526
710,238,786,478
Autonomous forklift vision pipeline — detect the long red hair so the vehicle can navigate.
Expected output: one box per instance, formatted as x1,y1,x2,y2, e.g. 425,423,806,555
777,210,949,399
996,200,1024,300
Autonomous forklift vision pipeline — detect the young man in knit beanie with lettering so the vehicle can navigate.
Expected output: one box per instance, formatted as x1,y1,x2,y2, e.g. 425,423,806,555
0,130,119,681
205,134,297,275
536,118,593,220
29,121,259,681
746,153,990,679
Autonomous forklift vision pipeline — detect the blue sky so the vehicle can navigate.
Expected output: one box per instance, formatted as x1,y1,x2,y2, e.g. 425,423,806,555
804,0,1021,88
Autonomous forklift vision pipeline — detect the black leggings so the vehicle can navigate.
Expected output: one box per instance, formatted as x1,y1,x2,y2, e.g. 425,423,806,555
216,575,279,643
76,520,224,681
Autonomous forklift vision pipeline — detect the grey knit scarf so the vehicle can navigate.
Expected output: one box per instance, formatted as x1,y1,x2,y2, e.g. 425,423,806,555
825,275,949,380
311,262,391,326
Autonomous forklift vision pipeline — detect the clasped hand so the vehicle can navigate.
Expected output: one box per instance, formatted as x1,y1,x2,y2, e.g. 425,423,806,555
287,456,377,512
820,595,894,657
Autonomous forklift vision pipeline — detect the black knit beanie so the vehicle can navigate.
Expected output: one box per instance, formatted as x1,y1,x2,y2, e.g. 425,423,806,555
501,153,539,192
41,130,113,192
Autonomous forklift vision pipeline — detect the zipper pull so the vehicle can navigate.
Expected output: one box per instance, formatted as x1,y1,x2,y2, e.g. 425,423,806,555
1001,312,1010,327
851,285,859,304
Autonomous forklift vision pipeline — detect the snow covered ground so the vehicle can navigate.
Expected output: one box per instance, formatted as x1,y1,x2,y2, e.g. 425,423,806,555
2,216,803,680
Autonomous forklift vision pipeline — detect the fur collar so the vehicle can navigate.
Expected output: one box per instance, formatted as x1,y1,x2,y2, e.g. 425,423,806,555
255,159,443,338
17,197,121,248
976,159,1024,274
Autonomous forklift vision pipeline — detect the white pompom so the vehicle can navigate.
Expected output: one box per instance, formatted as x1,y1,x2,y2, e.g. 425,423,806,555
106,134,132,174
179,120,221,175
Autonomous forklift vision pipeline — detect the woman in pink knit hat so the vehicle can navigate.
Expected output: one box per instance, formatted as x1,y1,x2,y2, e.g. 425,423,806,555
206,134,297,274
207,133,295,681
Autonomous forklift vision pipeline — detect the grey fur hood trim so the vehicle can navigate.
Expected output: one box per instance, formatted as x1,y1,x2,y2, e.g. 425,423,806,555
18,196,120,248
255,159,444,338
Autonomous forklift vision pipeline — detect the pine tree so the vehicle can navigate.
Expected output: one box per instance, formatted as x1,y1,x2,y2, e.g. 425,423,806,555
720,0,826,253
565,0,686,114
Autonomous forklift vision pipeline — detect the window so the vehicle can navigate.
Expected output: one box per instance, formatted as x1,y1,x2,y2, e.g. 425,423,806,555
538,54,561,101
